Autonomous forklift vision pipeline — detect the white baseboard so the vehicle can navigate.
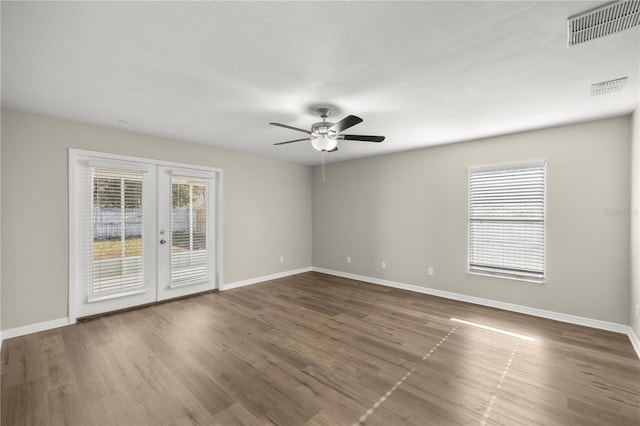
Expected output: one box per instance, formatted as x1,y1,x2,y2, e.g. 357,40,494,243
3,269,638,361
628,327,640,357
313,267,640,359
221,267,313,291
1,317,71,342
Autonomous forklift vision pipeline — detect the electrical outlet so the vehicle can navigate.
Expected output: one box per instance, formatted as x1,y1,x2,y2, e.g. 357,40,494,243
381,261,387,269
347,256,351,264
280,256,284,263
428,267,434,276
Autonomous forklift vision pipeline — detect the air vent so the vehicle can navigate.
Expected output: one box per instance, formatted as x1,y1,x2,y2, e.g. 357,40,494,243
590,77,627,96
568,0,640,46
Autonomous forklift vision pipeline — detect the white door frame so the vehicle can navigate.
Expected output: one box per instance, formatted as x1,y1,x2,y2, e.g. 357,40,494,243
68,149,223,323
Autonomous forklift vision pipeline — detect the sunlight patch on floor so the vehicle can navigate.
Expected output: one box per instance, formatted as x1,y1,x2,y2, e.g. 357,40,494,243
450,317,535,342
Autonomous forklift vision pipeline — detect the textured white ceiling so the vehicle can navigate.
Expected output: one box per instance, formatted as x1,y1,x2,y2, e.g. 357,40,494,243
2,1,639,165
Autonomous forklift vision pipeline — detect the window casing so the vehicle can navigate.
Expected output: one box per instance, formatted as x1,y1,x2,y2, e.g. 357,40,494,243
468,161,546,282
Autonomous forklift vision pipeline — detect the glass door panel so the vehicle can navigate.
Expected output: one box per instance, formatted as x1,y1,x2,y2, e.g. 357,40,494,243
157,167,217,301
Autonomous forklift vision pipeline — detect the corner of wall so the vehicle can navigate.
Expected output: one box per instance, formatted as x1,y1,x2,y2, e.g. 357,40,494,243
1,107,3,349
631,107,640,340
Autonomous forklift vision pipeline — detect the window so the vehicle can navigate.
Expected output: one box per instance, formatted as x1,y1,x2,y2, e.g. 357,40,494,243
91,167,145,296
468,161,546,282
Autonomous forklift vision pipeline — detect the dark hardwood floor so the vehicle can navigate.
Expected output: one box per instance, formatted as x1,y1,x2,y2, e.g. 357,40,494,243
2,272,639,425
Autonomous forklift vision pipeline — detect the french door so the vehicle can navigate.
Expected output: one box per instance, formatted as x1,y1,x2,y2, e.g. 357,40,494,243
156,166,218,300
69,150,222,319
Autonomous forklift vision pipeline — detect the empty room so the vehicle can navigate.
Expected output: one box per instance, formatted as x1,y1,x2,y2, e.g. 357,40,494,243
1,1,640,425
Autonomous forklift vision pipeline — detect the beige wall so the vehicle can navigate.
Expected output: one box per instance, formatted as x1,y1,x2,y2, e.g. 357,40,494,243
313,116,631,324
1,108,312,330
1,108,633,331
631,108,640,337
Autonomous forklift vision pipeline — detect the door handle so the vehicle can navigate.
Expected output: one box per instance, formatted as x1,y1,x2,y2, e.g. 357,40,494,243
160,239,166,245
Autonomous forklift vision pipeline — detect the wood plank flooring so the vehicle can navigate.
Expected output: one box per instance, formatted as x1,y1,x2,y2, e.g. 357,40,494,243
2,272,639,425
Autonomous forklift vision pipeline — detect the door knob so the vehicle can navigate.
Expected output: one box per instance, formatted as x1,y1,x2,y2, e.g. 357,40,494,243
160,239,166,245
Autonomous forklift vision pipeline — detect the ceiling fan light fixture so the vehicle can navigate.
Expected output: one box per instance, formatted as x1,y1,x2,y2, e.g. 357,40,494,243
311,135,338,152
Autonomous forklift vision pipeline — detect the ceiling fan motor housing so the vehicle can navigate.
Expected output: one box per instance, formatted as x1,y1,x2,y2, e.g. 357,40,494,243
311,121,336,137
313,107,338,137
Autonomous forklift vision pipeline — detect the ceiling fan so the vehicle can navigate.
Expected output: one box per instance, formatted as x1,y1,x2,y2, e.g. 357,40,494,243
270,108,385,152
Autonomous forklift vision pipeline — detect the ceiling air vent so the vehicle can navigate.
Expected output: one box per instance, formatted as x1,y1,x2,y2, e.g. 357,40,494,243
568,0,640,46
590,77,627,96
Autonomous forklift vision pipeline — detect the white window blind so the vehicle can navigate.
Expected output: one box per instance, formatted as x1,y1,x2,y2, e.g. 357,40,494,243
90,168,145,295
170,176,209,285
469,162,546,281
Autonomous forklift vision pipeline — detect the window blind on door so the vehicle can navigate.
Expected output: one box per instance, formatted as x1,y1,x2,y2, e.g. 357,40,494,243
468,162,546,281
90,168,145,295
170,176,209,285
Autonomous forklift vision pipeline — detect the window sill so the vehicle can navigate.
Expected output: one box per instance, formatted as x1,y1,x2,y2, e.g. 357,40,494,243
468,270,546,284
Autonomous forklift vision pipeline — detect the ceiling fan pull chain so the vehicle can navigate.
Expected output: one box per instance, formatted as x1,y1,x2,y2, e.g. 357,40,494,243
322,151,326,182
